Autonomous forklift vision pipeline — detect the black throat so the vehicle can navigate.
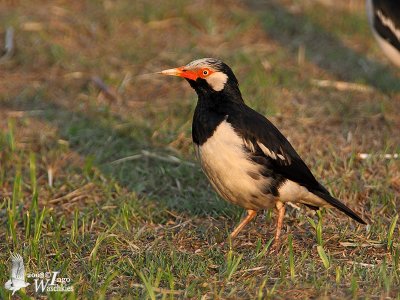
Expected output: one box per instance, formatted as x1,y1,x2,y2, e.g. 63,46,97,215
191,77,244,145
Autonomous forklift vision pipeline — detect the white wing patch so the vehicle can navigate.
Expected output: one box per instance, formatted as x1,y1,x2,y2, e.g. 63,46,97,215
372,10,400,67
367,0,400,66
377,10,400,42
242,138,255,152
257,142,278,159
257,141,290,164
277,154,285,160
243,139,291,164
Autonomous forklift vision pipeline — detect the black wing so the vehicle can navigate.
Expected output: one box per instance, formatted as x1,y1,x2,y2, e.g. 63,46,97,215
228,104,366,224
372,0,400,50
228,104,326,194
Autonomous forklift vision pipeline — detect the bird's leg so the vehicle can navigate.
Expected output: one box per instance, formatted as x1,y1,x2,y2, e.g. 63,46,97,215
230,209,257,239
272,201,286,249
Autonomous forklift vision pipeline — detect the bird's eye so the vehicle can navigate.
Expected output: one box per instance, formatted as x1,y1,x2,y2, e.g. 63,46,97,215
202,70,209,76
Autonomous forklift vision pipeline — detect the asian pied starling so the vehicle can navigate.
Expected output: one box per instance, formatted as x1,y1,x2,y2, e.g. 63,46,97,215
159,58,366,246
367,0,400,67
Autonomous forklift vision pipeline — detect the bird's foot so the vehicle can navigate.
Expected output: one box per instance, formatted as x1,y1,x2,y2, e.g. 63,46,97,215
270,240,282,253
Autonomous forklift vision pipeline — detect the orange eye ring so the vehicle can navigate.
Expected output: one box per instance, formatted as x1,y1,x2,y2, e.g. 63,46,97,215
199,68,212,78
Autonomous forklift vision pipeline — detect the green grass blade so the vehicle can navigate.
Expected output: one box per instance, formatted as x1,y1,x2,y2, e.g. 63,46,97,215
7,119,15,152
387,214,399,250
29,152,37,195
225,250,243,281
288,234,295,280
136,270,156,300
317,245,330,269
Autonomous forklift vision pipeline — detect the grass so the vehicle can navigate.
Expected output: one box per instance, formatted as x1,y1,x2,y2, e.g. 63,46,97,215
0,0,399,298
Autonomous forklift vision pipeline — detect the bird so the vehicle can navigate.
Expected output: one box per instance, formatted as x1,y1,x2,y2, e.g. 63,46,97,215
366,0,400,67
158,58,366,247
4,253,30,295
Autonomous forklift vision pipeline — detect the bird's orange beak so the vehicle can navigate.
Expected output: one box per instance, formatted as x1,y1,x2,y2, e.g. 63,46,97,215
158,66,198,81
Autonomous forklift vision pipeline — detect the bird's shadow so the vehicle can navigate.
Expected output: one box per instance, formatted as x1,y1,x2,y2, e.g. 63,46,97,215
245,1,400,93
0,95,240,219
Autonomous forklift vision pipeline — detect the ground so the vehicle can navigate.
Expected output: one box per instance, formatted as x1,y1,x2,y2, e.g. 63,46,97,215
0,0,399,299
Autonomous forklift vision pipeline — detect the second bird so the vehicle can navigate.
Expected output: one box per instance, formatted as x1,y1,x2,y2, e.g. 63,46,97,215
159,58,366,247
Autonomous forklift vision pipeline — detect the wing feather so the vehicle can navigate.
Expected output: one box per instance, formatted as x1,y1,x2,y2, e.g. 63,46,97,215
228,104,366,224
372,0,400,50
230,105,324,193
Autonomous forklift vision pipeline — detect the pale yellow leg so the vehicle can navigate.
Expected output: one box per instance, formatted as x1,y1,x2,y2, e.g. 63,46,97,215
230,209,257,239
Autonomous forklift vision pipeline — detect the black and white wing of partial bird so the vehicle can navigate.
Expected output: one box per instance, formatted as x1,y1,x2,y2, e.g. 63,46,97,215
367,0,400,67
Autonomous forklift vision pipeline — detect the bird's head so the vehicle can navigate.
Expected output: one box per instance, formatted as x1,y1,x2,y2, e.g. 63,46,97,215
159,58,241,99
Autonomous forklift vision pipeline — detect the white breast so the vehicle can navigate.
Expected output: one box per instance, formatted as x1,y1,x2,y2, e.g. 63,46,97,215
195,120,275,210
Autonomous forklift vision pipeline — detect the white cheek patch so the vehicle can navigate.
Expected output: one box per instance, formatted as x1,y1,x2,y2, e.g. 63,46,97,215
205,72,228,91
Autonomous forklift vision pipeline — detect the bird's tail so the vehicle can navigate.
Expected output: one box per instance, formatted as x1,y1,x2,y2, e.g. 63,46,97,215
311,190,366,225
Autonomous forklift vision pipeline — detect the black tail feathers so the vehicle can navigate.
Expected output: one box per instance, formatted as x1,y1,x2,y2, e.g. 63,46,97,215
311,190,367,225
